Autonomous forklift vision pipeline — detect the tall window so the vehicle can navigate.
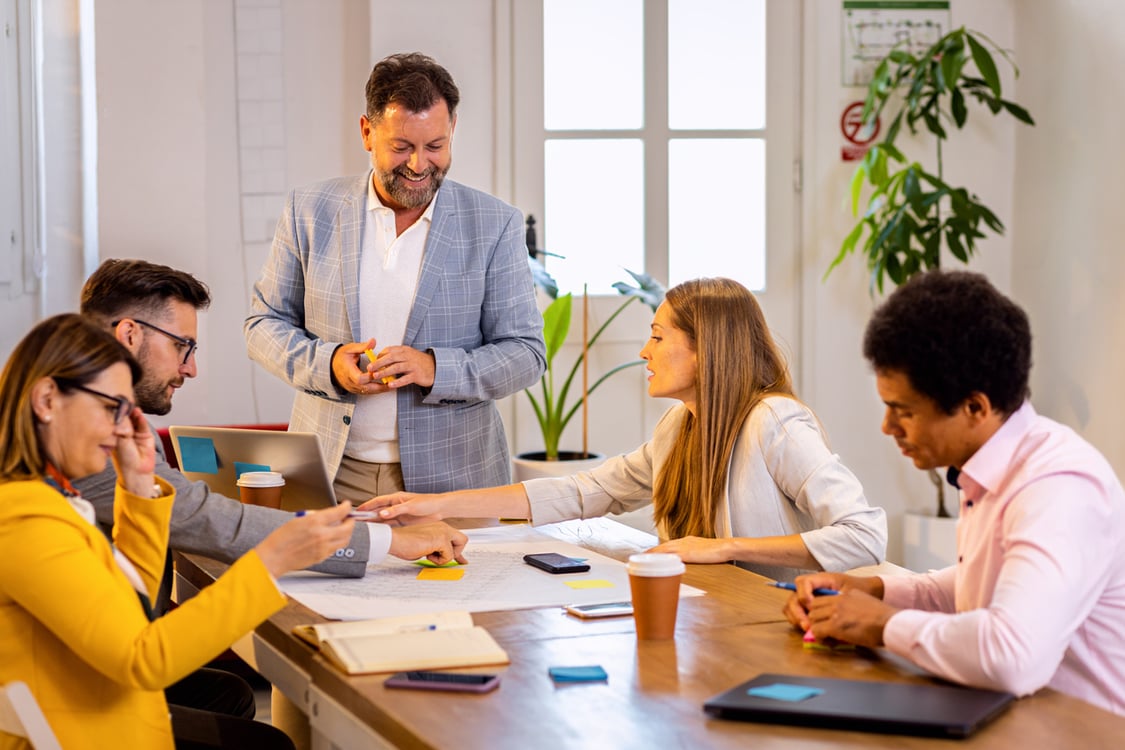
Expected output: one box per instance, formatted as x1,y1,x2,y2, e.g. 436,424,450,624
511,0,799,351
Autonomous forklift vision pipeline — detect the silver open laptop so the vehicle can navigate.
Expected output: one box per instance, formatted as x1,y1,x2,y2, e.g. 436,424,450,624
168,426,337,511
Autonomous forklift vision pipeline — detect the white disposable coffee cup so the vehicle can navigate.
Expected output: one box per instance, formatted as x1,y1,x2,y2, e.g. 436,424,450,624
627,553,686,640
236,471,285,509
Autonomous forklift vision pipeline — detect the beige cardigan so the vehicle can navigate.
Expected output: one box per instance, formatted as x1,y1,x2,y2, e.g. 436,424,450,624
523,397,887,581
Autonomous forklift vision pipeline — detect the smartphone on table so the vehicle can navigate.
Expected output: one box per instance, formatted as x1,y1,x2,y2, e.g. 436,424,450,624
523,552,591,574
565,601,634,619
383,671,500,693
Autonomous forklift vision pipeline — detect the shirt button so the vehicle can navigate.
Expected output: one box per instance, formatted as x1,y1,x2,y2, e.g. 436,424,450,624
345,549,355,558
343,415,351,426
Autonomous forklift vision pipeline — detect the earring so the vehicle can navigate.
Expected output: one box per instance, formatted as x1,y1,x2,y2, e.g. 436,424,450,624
42,415,52,423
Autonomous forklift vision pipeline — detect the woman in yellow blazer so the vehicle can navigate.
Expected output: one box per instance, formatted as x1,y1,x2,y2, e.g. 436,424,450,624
0,314,358,750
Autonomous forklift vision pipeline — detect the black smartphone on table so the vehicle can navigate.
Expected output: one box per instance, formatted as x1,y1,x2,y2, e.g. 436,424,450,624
384,671,500,693
523,552,591,574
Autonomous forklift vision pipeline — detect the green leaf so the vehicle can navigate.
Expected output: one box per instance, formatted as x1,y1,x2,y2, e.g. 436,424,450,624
947,230,969,263
951,87,967,128
541,294,571,366
1001,99,1035,125
612,268,666,312
850,164,866,215
967,34,1002,97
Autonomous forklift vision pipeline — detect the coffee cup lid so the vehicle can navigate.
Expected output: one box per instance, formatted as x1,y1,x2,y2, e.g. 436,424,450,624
236,471,285,488
626,552,685,577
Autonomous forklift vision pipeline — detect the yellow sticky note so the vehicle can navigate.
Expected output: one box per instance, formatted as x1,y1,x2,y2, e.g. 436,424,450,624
364,348,396,385
564,579,613,589
417,567,465,581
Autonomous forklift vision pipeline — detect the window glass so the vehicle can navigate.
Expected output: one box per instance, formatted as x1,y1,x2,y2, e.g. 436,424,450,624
544,139,645,294
668,0,765,130
668,138,765,290
544,0,644,130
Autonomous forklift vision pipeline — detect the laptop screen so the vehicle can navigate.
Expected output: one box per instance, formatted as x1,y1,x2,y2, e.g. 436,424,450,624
168,426,337,511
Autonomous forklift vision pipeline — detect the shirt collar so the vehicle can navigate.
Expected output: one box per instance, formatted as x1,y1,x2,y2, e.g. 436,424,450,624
366,170,437,224
958,401,1037,501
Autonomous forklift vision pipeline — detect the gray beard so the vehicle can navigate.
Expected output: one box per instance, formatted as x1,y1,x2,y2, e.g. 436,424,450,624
379,165,448,209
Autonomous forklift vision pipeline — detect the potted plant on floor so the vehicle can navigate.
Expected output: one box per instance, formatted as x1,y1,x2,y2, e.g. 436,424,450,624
824,27,1034,568
514,251,664,481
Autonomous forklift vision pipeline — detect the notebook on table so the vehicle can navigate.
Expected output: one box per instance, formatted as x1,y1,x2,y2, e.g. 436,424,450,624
703,673,1015,739
168,426,337,511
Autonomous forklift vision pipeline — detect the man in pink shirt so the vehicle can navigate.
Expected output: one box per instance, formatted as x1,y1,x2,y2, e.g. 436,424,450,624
784,270,1125,716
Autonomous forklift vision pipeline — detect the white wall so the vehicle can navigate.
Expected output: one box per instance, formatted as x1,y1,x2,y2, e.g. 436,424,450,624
1010,0,1125,479
92,0,369,429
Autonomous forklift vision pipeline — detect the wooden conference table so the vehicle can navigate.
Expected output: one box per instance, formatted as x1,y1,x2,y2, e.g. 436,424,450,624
174,518,1125,749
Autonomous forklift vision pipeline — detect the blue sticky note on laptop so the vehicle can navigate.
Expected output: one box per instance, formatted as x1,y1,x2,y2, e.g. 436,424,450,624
234,461,271,478
747,683,823,702
177,436,218,474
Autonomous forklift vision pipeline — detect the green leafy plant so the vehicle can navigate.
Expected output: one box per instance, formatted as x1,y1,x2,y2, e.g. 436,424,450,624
827,27,1034,518
525,268,665,461
827,26,1035,296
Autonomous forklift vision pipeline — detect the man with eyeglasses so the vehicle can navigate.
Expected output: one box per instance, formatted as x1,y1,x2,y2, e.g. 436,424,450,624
72,258,469,748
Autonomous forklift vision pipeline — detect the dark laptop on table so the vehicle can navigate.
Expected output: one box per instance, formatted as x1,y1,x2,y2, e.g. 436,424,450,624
704,673,1015,739
168,426,337,512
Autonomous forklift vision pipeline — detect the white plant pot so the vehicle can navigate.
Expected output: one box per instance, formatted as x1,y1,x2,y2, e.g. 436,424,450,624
902,512,959,573
511,451,606,481
511,451,658,535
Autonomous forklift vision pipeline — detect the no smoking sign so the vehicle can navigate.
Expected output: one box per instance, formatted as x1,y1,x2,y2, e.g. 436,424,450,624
840,101,880,161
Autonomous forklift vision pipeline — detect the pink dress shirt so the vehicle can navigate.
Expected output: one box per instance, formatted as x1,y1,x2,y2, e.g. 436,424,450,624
882,402,1125,715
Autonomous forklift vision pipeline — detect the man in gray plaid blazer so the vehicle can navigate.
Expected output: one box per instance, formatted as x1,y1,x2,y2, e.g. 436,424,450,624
245,53,545,500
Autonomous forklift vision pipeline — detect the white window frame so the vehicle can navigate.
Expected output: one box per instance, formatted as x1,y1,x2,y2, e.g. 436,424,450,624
0,0,40,303
506,0,802,360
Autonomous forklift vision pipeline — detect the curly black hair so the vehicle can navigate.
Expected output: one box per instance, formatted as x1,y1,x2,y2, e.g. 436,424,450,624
862,270,1031,415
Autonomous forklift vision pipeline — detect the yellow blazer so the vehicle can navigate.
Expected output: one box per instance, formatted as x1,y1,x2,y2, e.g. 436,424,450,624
0,479,287,750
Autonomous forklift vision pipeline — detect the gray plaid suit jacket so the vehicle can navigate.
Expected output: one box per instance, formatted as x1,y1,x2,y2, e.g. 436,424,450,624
244,174,546,493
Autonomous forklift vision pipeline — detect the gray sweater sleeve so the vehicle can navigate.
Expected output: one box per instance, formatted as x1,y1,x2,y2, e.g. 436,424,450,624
72,428,371,577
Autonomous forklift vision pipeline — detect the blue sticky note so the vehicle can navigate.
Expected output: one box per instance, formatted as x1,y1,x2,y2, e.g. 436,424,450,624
747,683,824,702
178,437,218,474
234,462,271,478
548,665,607,683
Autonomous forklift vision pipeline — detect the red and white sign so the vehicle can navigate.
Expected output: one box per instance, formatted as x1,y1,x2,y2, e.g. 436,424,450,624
840,101,880,162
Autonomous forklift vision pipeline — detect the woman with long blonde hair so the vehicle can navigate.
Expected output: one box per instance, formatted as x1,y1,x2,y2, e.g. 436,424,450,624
363,278,885,580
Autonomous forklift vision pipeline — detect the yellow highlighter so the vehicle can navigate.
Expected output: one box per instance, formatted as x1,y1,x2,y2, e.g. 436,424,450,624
365,349,396,385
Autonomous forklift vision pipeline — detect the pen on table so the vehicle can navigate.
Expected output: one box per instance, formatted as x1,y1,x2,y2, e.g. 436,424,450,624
769,581,840,596
294,510,378,520
394,624,438,633
364,348,396,385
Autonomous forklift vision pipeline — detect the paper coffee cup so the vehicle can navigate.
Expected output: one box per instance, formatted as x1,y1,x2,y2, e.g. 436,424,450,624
236,471,285,509
627,553,686,640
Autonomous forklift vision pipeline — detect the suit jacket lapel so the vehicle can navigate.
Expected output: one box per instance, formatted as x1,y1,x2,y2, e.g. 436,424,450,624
404,184,454,345
340,176,366,342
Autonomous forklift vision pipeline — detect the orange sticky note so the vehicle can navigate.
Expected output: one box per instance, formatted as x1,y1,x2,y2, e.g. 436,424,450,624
564,579,613,589
417,567,465,581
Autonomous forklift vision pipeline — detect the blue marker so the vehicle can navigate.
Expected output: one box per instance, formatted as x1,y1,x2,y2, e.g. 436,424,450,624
769,581,840,596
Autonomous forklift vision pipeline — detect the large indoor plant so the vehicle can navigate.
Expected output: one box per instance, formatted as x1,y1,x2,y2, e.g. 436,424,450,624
826,27,1034,520
521,267,665,468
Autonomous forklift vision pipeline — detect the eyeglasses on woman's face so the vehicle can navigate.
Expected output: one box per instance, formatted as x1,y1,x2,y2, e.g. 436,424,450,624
58,381,135,424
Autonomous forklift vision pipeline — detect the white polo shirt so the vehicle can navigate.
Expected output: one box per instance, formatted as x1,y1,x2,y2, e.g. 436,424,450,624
344,174,434,463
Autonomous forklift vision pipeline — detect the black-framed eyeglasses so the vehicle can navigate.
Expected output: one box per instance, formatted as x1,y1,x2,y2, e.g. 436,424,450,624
112,318,199,365
57,381,135,424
